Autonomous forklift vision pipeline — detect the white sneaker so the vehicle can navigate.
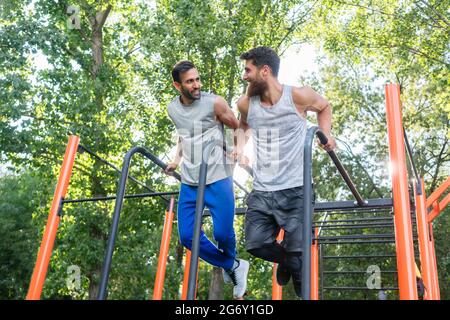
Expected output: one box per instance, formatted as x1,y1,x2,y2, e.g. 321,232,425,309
225,259,249,298
222,268,233,284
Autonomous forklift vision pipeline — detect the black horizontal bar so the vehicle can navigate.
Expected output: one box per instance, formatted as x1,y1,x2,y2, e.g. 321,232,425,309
203,207,246,216
314,198,393,211
314,216,394,224
319,240,397,244
313,223,394,230
78,144,175,204
317,233,395,241
63,191,179,204
323,270,397,274
323,287,399,291
323,254,397,259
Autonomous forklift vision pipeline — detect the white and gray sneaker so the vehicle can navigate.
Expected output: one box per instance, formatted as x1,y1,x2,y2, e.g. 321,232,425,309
222,268,233,284
225,259,250,298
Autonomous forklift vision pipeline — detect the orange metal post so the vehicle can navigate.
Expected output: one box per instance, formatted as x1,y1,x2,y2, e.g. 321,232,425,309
181,249,198,300
425,176,449,209
414,180,438,300
428,218,441,299
272,229,285,300
153,197,175,300
311,228,319,300
26,135,80,300
428,194,449,222
385,84,418,300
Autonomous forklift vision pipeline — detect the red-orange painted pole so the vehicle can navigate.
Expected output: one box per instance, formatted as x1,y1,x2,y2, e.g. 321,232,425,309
26,135,79,300
181,249,198,300
272,229,285,300
425,176,449,209
414,180,437,300
311,228,319,300
428,218,441,299
428,194,449,222
385,84,418,300
153,197,175,300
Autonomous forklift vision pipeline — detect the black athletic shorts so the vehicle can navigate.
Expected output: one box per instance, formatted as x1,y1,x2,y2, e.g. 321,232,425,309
244,185,314,253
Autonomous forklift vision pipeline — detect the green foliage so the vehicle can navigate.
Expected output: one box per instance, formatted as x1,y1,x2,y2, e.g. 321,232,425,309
0,171,52,299
0,0,448,300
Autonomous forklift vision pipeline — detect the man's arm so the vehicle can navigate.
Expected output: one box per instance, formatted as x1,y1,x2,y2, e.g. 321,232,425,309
292,86,336,151
214,96,239,129
165,136,182,174
234,96,252,165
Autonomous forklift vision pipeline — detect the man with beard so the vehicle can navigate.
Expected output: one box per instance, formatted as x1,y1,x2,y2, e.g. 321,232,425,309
235,47,336,298
165,60,249,299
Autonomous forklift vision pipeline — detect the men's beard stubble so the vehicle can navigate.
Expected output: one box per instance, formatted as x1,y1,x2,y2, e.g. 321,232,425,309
182,86,201,100
247,80,267,97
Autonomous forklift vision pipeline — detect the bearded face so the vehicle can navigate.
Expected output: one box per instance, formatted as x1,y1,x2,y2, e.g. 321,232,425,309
242,61,269,97
246,77,268,97
180,84,201,100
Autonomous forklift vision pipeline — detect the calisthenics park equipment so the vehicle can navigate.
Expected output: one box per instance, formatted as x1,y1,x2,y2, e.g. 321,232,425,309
26,84,448,300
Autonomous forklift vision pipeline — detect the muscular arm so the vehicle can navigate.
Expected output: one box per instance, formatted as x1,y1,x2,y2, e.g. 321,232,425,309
214,96,239,129
165,136,182,174
292,86,336,150
173,136,182,165
236,96,251,153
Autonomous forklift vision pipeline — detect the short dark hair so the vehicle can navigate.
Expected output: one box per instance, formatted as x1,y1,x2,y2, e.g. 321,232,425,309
172,60,196,83
240,46,280,77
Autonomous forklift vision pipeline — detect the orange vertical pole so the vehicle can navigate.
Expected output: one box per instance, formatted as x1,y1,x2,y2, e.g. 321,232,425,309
26,135,79,300
181,249,198,300
428,221,441,299
272,229,285,300
414,180,437,300
385,84,418,300
311,228,319,300
153,197,175,300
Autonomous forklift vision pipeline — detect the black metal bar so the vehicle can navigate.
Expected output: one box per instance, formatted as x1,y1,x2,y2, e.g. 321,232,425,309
323,254,397,259
302,127,368,300
314,223,394,230
78,144,174,203
187,139,219,300
302,127,317,300
403,127,421,194
323,270,397,274
97,146,181,300
62,191,179,204
318,240,397,244
315,130,366,206
323,287,399,291
314,198,392,211
313,216,393,224
205,202,394,217
316,233,395,241
319,244,324,300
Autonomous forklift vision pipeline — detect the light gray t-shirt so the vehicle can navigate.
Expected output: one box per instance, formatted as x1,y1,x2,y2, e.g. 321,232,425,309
247,85,307,191
167,92,234,185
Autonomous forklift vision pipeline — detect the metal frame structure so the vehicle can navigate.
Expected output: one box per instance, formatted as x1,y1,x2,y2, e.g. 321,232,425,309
27,83,448,301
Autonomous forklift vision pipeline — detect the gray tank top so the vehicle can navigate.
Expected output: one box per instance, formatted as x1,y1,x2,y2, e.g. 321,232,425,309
167,92,234,186
247,85,307,191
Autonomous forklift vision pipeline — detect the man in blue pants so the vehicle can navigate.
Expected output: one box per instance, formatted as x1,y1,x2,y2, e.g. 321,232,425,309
165,60,249,299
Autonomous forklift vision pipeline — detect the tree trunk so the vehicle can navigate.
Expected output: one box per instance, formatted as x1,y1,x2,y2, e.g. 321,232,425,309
88,266,102,299
208,267,224,300
86,4,112,300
